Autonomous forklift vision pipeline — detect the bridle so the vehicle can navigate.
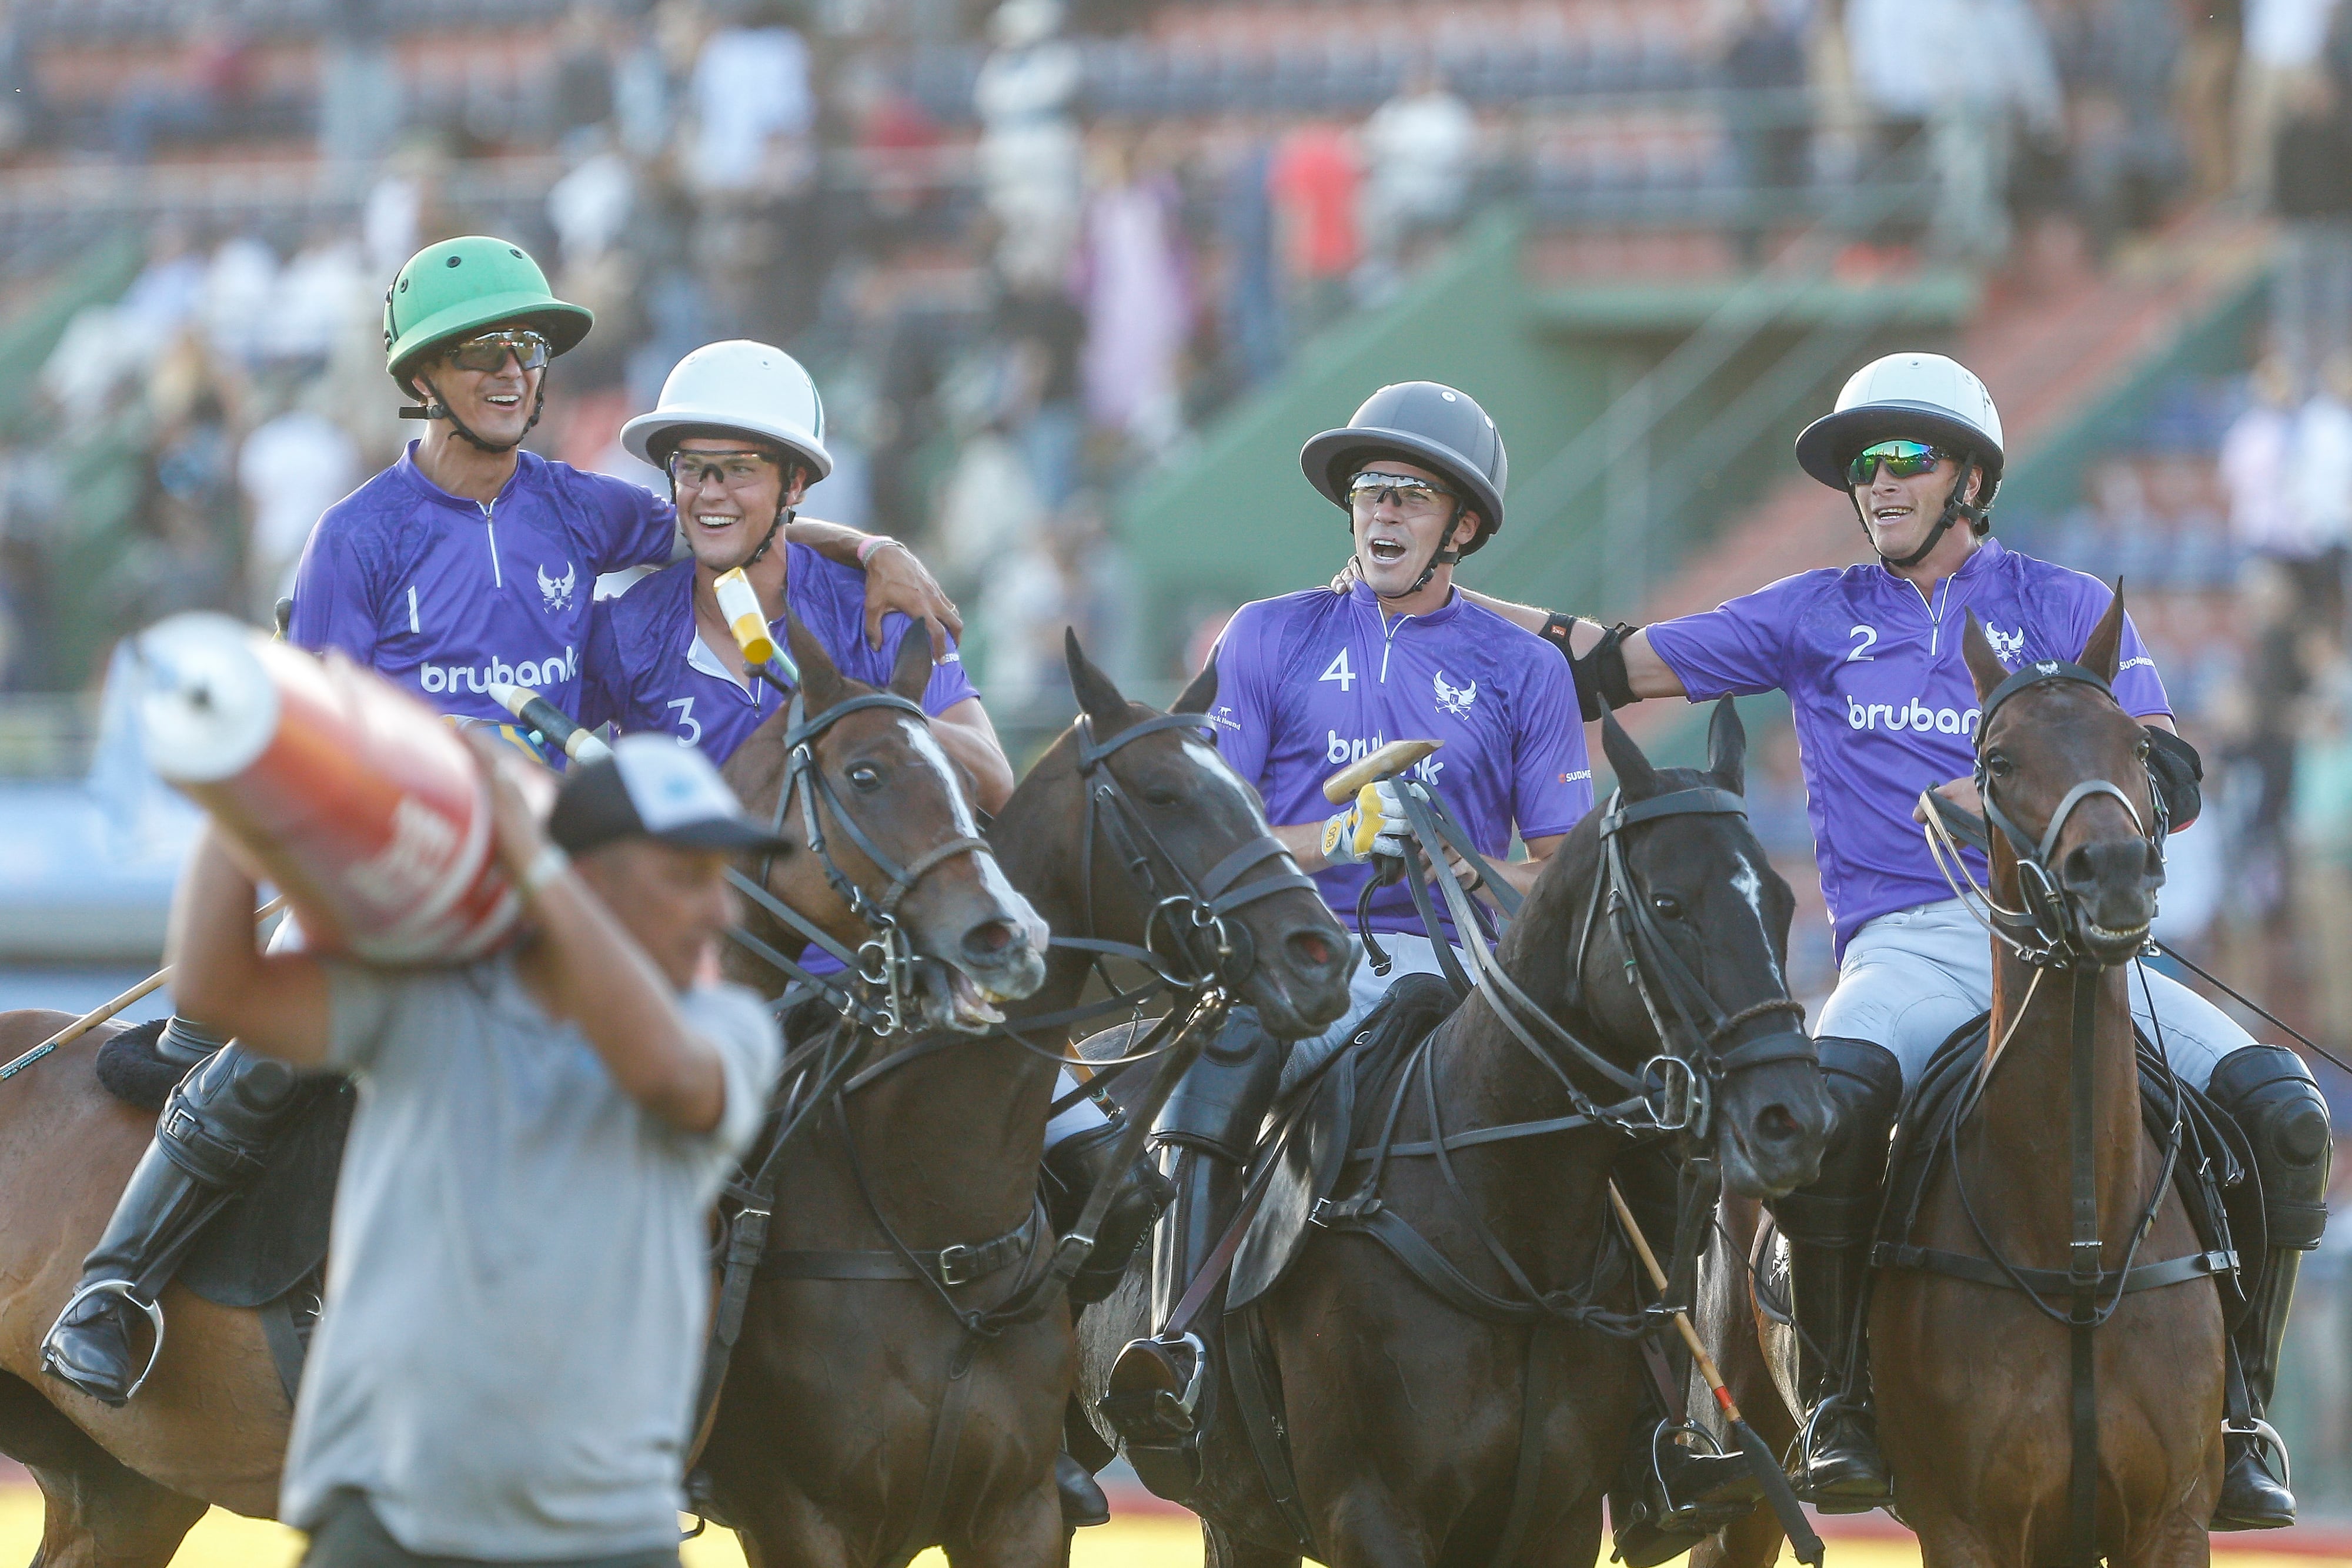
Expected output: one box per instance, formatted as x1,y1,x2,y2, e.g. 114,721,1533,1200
1923,657,2166,970
724,687,993,1036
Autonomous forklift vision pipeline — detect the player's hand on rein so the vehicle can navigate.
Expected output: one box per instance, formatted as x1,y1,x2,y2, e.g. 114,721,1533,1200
1913,774,1980,825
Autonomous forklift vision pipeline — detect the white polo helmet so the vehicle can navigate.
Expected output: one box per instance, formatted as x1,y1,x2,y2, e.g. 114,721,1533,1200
621,339,833,480
1793,352,2004,493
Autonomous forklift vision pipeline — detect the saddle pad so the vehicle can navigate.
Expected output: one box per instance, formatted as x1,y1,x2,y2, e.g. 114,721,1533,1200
1874,1009,2257,1316
93,1018,182,1112
1227,972,1463,1310
183,1084,355,1312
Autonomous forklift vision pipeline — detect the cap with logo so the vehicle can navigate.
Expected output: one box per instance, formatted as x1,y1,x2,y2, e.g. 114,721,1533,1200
549,734,786,855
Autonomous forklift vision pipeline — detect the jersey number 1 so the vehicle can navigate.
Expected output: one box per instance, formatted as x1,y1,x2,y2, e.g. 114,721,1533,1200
1319,650,1355,691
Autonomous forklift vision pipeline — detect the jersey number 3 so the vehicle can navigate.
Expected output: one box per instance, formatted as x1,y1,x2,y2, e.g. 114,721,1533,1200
666,697,702,745
1319,650,1355,691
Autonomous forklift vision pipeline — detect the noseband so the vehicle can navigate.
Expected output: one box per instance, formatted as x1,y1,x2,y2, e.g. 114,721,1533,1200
1956,658,2164,970
1068,711,1318,994
727,688,994,1035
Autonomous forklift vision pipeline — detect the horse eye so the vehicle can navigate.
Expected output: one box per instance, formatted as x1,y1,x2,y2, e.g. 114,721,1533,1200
1652,893,1685,920
2134,737,2151,760
1142,787,1180,807
1986,753,2014,778
847,763,883,790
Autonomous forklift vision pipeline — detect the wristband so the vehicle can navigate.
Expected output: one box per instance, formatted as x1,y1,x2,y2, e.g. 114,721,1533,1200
856,534,899,569
518,843,571,901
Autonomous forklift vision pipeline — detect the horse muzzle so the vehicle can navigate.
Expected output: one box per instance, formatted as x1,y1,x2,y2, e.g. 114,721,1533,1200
1713,1037,1833,1199
2057,837,2163,965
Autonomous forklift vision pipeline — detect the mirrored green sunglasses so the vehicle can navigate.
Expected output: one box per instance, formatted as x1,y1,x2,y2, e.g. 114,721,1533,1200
1845,440,1945,487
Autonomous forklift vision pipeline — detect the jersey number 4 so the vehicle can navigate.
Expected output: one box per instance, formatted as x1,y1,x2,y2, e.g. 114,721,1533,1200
1319,650,1355,691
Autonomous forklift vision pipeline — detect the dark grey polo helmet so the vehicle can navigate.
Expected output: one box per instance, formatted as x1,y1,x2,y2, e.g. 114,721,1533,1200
1299,381,1509,554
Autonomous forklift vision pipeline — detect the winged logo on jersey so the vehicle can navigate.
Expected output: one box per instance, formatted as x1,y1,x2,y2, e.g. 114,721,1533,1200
1984,624,2026,667
538,561,577,613
1434,668,1478,718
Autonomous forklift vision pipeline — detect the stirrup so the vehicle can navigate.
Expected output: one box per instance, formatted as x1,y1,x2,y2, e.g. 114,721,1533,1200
1101,1331,1207,1443
43,1279,167,1401
2224,1416,2290,1487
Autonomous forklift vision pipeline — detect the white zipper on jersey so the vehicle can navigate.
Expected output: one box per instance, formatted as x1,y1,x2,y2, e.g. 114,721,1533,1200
480,499,503,589
1379,609,1413,683
1907,573,1954,656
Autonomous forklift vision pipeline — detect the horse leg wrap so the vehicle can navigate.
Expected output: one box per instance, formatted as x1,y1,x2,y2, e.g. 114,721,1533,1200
1765,1036,1900,1509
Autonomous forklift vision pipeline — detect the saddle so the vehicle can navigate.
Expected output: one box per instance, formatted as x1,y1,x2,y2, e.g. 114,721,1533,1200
95,1020,351,1398
1870,1009,2259,1316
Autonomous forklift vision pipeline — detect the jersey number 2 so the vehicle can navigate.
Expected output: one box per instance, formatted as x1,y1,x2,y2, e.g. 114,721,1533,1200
1846,625,1877,663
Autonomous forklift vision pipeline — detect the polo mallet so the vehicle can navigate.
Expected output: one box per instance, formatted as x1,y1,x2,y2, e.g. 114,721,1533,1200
1607,1181,1826,1568
714,567,802,697
1321,740,1442,975
0,894,291,1082
487,681,613,764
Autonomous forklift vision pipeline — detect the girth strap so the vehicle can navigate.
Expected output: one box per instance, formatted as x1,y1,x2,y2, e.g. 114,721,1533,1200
1870,1242,2234,1296
759,1205,1041,1288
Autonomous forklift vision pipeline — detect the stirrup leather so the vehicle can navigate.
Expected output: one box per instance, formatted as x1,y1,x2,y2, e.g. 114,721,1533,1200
43,1279,168,1400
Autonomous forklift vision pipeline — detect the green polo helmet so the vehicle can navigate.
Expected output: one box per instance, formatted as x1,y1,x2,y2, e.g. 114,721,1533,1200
380,237,594,390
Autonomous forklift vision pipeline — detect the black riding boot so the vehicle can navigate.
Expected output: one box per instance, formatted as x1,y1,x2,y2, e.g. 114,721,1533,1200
42,1032,310,1405
1609,1147,1762,1568
1769,1036,1902,1512
1043,1101,1175,1307
1101,1008,1282,1465
2207,1045,2331,1530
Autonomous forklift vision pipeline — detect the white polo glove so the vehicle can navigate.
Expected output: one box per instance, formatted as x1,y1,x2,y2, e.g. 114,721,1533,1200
1322,780,1413,867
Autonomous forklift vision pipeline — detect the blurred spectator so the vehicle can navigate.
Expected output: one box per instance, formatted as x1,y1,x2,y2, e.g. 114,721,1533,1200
2293,637,2352,1053
1845,0,1950,237
550,141,639,270
2272,68,2352,387
1218,129,1285,389
239,392,360,614
2052,0,2184,260
318,0,402,165
2223,356,2314,555
687,2,815,195
611,6,680,161
1926,0,2062,262
975,0,1084,282
1078,132,1190,454
1717,0,1813,270
1356,65,1478,302
1270,123,1361,341
995,270,1088,510
2294,355,2352,619
2179,0,2244,199
552,4,618,146
2238,0,2344,203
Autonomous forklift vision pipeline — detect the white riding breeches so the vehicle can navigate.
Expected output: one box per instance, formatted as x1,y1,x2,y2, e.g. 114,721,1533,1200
1281,932,1465,1095
1813,898,2249,1091
1045,1066,1110,1149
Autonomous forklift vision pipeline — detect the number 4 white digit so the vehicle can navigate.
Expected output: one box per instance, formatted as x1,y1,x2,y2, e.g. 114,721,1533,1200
1847,625,1877,663
1319,649,1355,691
666,697,701,745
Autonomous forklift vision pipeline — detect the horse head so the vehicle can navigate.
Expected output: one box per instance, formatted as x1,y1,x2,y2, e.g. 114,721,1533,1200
1005,633,1351,1040
720,615,1048,1031
1962,589,2163,969
1530,700,1831,1198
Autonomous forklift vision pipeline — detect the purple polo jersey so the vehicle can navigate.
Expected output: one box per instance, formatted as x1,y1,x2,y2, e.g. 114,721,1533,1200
578,543,978,768
288,443,674,727
1209,581,1593,942
1642,538,2170,959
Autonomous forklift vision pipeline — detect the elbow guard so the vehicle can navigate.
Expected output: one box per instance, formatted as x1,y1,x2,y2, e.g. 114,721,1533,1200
1538,613,1642,722
2145,725,2201,833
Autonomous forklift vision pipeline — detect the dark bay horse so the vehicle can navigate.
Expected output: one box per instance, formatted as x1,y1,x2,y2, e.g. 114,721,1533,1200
1080,701,1833,1568
1699,594,2224,1568
0,623,1043,1566
696,632,1352,1567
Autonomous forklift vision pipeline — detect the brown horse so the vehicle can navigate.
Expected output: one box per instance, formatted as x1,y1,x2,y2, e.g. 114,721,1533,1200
694,634,1352,1567
0,621,1045,1566
1698,594,2224,1568
1079,701,1834,1568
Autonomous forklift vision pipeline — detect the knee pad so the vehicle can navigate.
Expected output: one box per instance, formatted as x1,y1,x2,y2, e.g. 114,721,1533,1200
1769,1037,1902,1249
2209,1044,2332,1251
1154,1006,1282,1162
158,1046,303,1186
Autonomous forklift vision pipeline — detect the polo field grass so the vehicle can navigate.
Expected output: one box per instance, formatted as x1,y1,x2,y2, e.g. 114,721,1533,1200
0,1493,2328,1568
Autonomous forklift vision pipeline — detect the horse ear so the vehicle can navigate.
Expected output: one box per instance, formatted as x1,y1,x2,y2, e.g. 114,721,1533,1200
888,621,932,702
787,612,846,709
1172,654,1219,716
1962,610,2006,700
1601,711,1661,800
1706,696,1746,795
2079,580,2126,684
1065,627,1132,730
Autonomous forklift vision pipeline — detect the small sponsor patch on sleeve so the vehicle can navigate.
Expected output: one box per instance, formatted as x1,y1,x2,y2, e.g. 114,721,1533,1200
1562,769,1592,783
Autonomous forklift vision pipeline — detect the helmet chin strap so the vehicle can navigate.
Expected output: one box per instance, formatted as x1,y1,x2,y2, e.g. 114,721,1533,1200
405,372,547,454
1362,500,1467,602
1862,456,1984,571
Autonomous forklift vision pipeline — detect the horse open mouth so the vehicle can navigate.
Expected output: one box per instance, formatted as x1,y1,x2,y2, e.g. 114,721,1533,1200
2076,915,2150,962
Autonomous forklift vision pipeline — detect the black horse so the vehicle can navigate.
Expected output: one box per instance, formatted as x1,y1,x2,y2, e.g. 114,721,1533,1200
1080,701,1835,1568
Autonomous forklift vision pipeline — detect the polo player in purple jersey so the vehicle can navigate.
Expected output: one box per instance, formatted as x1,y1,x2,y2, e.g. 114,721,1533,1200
41,245,948,1409
1107,382,1598,1455
1456,353,2328,1529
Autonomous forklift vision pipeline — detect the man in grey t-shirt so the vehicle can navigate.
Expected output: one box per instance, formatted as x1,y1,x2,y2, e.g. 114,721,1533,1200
167,733,784,1567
